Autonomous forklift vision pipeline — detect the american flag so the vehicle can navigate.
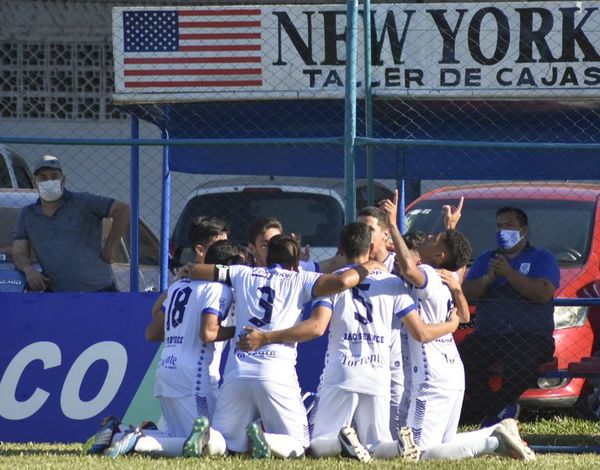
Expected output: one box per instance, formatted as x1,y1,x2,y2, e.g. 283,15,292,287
121,8,262,89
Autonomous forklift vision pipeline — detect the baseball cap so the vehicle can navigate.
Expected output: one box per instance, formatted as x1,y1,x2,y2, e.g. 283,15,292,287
33,155,62,175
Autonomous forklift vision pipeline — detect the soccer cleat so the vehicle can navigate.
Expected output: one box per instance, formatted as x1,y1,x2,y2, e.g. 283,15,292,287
183,416,211,458
82,416,121,455
481,402,521,428
246,421,271,459
105,428,143,459
497,419,536,461
338,426,371,463
492,422,535,461
397,427,421,462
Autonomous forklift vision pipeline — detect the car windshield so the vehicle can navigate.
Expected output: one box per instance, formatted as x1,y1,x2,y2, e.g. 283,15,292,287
406,198,595,266
174,191,345,249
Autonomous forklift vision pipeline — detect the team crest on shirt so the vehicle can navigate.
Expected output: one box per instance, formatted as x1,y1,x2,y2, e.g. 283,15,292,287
519,263,531,275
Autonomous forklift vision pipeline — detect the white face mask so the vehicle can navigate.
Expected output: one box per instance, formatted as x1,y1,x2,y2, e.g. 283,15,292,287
38,179,63,202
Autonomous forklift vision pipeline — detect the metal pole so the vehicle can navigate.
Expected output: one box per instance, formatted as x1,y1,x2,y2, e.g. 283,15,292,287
160,129,171,291
129,116,140,293
344,0,359,222
362,0,375,206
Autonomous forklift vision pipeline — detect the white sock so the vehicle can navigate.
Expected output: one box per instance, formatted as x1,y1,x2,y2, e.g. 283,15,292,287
450,425,499,445
206,427,227,456
422,437,499,460
264,432,305,458
372,441,401,459
134,435,185,457
310,437,341,457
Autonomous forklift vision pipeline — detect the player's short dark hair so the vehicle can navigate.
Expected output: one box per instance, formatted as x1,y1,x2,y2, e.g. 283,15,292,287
188,216,229,249
357,206,388,229
403,231,427,250
247,217,283,245
440,229,472,271
339,222,371,259
267,234,299,270
496,206,528,227
205,240,245,265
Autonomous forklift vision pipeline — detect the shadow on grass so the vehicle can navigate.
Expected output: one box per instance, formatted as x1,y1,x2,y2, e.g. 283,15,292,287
525,433,600,447
0,448,82,457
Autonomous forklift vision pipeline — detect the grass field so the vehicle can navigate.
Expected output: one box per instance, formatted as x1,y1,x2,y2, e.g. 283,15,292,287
2,415,600,469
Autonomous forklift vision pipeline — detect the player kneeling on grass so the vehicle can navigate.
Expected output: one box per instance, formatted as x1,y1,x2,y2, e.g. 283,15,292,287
382,191,535,462
179,233,383,459
237,222,459,462
83,240,244,458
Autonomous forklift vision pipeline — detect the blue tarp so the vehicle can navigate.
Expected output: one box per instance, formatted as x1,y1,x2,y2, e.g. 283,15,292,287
123,99,600,180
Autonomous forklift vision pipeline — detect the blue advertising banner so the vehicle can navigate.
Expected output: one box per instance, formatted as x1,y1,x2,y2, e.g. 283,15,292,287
0,293,328,443
0,293,160,443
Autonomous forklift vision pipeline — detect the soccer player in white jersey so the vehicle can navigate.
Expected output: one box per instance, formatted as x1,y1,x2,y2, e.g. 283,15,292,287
237,222,460,462
179,233,382,458
146,216,231,397
355,206,406,437
86,241,244,458
247,217,316,271
383,191,535,461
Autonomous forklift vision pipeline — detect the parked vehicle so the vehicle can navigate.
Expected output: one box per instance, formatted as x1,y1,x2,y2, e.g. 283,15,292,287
0,189,163,292
405,183,600,408
0,146,34,189
170,176,394,267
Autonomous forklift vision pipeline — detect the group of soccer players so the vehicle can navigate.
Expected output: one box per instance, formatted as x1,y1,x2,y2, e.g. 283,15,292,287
83,190,536,462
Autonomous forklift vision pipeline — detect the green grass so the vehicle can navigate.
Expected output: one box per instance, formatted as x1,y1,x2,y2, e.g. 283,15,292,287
2,416,600,469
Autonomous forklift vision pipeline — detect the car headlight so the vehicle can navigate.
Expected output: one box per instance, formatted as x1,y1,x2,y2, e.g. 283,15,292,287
553,306,589,329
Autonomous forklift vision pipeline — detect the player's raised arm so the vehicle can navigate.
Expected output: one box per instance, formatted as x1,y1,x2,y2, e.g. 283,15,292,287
381,190,426,288
312,259,383,298
237,305,333,351
401,307,460,343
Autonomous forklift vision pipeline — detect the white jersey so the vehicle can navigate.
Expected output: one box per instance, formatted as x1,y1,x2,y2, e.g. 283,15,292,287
154,279,232,398
318,266,416,396
407,264,464,392
383,251,396,272
223,264,321,385
207,296,235,393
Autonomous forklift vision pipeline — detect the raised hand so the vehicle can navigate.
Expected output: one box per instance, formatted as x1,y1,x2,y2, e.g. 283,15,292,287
442,196,464,230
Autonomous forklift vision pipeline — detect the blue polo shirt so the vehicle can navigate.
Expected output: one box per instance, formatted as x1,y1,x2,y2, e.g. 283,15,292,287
466,244,560,336
14,190,116,292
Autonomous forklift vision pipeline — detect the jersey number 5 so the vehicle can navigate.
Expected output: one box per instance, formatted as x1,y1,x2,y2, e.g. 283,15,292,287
166,286,192,331
353,284,373,325
250,286,275,327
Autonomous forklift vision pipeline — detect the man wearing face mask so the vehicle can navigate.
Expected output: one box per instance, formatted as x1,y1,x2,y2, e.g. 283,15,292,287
460,206,559,427
12,154,130,292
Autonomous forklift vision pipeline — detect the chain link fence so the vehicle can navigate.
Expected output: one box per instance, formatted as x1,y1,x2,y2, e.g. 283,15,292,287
2,0,600,436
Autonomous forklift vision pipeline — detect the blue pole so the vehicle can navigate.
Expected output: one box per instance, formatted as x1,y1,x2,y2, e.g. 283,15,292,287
129,116,140,293
363,0,374,206
160,130,171,291
399,179,406,234
344,0,359,222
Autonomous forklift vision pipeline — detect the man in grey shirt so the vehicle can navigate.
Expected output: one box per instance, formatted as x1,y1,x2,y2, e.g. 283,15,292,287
12,154,130,292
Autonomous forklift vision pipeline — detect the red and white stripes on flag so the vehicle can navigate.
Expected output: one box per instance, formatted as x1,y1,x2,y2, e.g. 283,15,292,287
122,8,263,89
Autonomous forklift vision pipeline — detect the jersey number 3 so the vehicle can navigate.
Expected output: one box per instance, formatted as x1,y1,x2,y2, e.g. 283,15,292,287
250,286,275,327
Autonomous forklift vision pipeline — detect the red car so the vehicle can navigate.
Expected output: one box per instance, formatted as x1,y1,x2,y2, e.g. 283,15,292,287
405,183,600,408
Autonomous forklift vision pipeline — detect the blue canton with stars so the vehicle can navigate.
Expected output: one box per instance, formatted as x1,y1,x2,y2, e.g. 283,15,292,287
123,10,179,52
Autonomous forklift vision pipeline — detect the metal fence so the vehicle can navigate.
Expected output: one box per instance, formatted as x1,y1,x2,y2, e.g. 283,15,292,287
2,0,600,431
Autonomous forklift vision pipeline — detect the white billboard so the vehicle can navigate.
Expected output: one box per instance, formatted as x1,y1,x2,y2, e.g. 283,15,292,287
112,3,600,101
